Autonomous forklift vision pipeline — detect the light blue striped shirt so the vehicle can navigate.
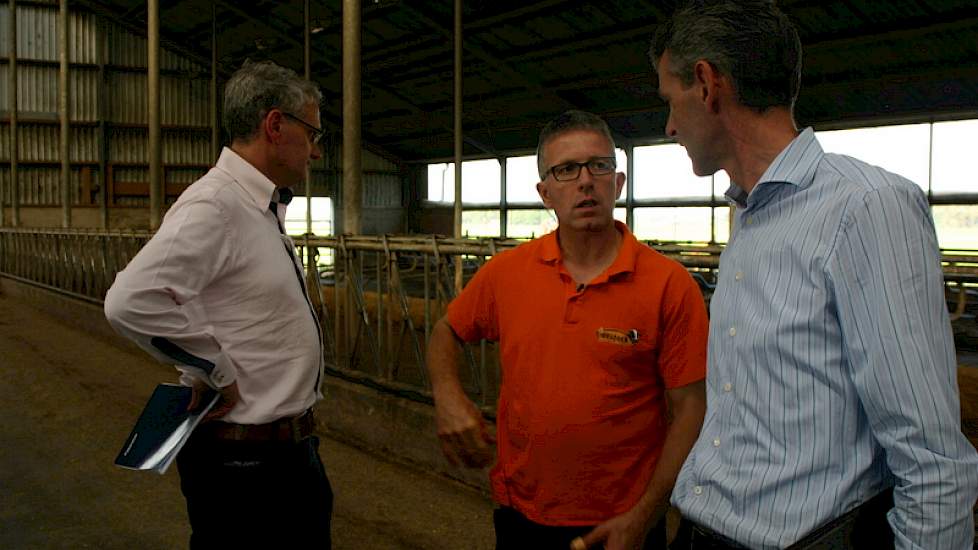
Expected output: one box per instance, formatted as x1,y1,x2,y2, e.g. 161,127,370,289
672,128,978,549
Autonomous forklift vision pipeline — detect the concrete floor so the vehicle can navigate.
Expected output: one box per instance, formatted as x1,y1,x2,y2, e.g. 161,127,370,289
0,293,494,550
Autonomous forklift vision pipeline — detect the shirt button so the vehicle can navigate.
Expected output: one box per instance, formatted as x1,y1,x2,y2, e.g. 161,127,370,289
746,216,753,225
693,486,703,495
728,327,736,337
723,383,732,392
735,271,744,281
713,438,721,447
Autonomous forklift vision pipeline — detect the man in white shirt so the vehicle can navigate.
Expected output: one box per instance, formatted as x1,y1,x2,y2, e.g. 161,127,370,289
104,60,331,548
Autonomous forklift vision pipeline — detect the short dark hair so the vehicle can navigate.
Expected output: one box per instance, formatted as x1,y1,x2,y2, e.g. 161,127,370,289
649,0,802,113
536,110,616,180
222,59,323,143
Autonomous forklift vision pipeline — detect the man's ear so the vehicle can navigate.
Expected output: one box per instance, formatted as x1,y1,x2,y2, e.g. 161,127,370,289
614,172,625,200
536,181,552,208
693,60,723,114
264,109,285,144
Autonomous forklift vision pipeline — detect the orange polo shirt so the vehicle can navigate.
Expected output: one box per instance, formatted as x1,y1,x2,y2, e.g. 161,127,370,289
446,222,708,525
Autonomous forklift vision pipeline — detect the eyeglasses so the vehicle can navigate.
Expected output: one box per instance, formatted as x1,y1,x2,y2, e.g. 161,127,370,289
282,112,325,145
546,157,617,182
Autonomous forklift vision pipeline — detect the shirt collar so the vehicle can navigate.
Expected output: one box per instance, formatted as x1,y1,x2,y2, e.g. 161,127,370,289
539,220,640,279
214,147,281,212
724,127,823,207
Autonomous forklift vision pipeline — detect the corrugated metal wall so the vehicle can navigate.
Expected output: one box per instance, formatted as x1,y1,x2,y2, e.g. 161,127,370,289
364,150,401,209
0,125,98,162
0,3,213,212
1,2,405,231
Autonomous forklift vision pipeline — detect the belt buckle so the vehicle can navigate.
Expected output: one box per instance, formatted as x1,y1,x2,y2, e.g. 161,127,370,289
232,423,248,441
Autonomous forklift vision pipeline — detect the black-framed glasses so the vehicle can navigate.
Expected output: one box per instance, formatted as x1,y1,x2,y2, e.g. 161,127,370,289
282,112,325,145
547,157,617,182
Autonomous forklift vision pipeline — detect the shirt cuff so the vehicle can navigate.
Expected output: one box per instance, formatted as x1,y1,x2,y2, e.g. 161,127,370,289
208,352,237,388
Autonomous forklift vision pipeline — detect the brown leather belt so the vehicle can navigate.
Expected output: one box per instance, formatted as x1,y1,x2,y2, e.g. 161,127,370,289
200,409,316,443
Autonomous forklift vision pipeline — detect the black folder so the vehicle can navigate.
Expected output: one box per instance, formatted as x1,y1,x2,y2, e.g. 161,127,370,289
114,383,218,474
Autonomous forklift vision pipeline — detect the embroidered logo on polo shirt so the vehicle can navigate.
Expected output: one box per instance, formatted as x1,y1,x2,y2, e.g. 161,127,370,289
597,327,640,345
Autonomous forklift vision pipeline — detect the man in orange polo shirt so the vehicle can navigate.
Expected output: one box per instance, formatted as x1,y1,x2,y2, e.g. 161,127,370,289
426,110,708,550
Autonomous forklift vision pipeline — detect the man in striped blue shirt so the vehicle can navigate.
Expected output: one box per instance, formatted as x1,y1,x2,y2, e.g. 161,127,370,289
649,2,978,549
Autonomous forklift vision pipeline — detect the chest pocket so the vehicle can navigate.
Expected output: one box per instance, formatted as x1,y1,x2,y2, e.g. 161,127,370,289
589,326,658,386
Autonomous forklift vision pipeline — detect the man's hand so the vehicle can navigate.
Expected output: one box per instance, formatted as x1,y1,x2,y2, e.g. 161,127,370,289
571,504,662,550
187,379,241,421
433,389,495,468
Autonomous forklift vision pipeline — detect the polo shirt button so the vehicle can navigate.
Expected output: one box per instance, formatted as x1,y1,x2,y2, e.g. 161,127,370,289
746,216,753,225
728,327,736,337
723,383,732,392
693,486,703,495
735,271,743,281
713,438,721,447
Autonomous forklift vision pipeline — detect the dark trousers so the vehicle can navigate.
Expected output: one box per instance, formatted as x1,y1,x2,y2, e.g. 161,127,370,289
669,520,748,550
494,506,667,550
176,433,333,549
671,490,894,550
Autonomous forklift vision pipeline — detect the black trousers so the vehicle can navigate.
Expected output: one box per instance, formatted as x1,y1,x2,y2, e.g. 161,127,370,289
671,489,894,550
176,433,333,549
494,506,667,550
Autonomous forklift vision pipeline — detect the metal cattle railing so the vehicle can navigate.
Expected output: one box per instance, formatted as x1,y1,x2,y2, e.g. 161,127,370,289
0,228,152,305
1,228,975,412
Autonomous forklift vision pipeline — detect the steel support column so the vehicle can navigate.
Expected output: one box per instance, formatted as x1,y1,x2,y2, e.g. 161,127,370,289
210,1,219,159
304,0,312,236
625,143,634,229
97,14,108,228
452,0,462,240
59,0,71,227
148,0,162,229
452,0,462,292
499,158,507,237
6,0,18,227
342,0,361,235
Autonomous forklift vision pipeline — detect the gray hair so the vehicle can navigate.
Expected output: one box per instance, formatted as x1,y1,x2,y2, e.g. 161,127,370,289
649,0,802,113
536,110,616,179
222,59,323,143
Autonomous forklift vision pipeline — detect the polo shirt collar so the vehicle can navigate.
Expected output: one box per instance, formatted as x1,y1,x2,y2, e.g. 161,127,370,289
215,146,279,212
539,220,639,280
724,127,822,208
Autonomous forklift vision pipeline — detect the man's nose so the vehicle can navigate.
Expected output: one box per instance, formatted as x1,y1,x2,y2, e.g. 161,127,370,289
577,166,595,189
665,114,678,138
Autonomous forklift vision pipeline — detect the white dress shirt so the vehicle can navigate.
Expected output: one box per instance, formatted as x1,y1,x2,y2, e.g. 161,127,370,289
105,147,324,424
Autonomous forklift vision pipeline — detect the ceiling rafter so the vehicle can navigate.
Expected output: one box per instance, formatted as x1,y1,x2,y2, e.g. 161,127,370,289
54,0,978,161
394,0,637,148
357,0,607,67
503,19,660,66
398,2,577,112
74,0,219,74
805,14,978,55
465,0,574,32
210,0,498,157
